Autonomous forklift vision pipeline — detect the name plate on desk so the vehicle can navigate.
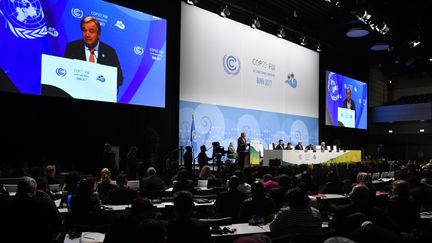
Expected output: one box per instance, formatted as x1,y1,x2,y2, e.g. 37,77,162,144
337,107,355,128
41,54,117,102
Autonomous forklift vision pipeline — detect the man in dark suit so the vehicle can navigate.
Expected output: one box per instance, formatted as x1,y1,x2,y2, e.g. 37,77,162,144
343,87,356,113
104,173,139,205
140,167,165,198
214,175,247,222
237,132,248,168
167,191,211,243
275,139,285,150
64,16,123,88
295,140,304,150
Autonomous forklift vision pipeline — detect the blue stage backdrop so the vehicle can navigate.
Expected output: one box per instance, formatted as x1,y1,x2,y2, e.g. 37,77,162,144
0,0,166,107
180,101,319,158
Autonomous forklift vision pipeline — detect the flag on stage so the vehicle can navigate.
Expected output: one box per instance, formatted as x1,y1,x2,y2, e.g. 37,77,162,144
190,115,198,158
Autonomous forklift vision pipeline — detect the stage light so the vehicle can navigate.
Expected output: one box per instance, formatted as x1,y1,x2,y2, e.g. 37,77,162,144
220,5,230,17
375,22,390,35
300,36,307,46
276,26,285,38
185,0,198,5
316,43,322,52
410,39,421,48
346,27,369,37
388,130,393,134
251,16,261,29
420,129,425,133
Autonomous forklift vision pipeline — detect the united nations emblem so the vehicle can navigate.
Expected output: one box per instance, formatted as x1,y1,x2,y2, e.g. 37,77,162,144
327,72,341,101
0,0,47,39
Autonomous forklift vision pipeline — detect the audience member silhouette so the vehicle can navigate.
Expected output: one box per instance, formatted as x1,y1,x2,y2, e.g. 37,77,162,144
104,173,139,205
214,175,247,222
270,187,322,237
3,176,62,243
97,168,118,201
126,146,139,180
167,190,211,243
238,181,276,223
104,198,157,243
140,167,165,198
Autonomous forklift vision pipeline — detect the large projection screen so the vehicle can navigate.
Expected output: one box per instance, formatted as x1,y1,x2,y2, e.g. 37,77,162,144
179,3,319,157
0,0,166,107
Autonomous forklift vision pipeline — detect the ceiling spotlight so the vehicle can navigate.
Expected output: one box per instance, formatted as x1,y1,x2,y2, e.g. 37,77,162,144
276,26,285,38
251,16,260,29
357,10,372,22
316,44,322,52
410,39,421,48
429,58,432,62
220,5,230,17
346,27,369,37
300,36,307,46
185,0,198,5
375,22,390,35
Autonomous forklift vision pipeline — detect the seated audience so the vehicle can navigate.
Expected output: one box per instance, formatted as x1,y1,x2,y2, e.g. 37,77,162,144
262,174,279,192
172,169,194,193
97,168,118,201
385,180,420,232
35,177,53,201
356,172,376,201
70,178,102,225
330,184,386,231
104,198,157,243
64,170,81,195
198,165,216,180
320,171,345,194
3,176,62,243
270,187,322,237
238,181,276,223
234,169,251,194
137,219,166,243
214,175,247,222
167,190,211,243
295,164,318,194
268,174,292,210
140,167,165,197
44,165,59,184
105,173,139,205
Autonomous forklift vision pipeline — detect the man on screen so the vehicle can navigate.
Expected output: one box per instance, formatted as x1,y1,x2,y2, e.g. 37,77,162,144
64,16,123,87
342,87,356,112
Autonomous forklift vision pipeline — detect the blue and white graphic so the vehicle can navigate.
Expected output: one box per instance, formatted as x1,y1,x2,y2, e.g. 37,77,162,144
0,0,167,108
0,0,47,39
223,54,240,75
180,3,319,154
284,72,298,88
325,71,368,130
180,101,318,158
55,67,67,77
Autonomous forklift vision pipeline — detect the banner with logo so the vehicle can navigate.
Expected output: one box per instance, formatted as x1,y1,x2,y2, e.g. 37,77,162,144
179,3,319,155
0,0,166,107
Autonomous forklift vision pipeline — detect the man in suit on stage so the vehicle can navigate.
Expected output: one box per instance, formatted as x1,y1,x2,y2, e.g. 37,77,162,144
342,87,356,113
275,139,285,150
64,16,123,88
237,132,249,168
295,140,304,150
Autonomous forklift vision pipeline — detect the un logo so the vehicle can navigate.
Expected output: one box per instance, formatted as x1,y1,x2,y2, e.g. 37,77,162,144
328,72,341,101
56,68,67,77
223,55,240,75
0,0,47,39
